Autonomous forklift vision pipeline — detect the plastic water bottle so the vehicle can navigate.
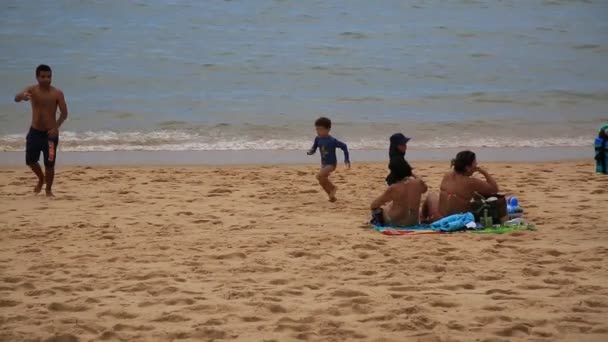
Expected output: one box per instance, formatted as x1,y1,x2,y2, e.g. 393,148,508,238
505,217,524,226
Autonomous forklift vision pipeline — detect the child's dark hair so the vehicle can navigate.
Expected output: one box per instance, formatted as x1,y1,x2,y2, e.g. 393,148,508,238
451,150,476,174
36,64,52,76
315,117,331,130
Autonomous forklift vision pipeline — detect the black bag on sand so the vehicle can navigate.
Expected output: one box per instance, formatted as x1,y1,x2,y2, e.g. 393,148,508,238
370,208,386,226
470,193,508,225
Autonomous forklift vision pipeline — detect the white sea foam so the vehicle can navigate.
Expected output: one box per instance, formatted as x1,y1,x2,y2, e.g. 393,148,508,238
0,130,592,152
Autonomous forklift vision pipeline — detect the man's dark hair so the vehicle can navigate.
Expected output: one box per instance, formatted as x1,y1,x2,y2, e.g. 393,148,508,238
36,64,52,77
451,150,476,174
314,117,331,130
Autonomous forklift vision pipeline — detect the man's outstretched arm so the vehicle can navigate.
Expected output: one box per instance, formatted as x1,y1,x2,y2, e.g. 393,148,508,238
14,86,33,102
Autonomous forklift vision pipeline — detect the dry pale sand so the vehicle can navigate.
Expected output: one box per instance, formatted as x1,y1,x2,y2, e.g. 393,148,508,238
1,160,607,342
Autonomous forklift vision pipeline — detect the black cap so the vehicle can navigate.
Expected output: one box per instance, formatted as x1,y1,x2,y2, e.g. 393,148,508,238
390,133,410,145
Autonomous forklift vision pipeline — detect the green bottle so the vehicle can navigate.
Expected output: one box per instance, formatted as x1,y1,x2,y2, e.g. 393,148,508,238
483,209,491,228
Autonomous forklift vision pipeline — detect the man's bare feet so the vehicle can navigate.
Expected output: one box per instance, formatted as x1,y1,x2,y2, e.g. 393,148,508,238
328,187,337,202
34,180,43,194
45,189,55,197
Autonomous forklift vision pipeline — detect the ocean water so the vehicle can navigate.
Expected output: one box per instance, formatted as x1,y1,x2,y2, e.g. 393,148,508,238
1,0,607,152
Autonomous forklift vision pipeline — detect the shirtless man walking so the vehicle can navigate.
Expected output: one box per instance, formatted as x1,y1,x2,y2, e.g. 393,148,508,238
14,64,68,197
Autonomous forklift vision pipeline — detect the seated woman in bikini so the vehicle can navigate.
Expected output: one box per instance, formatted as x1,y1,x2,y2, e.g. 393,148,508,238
421,150,499,223
371,161,428,227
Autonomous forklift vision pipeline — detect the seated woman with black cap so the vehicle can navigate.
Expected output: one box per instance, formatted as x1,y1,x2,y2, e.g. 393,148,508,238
371,133,428,227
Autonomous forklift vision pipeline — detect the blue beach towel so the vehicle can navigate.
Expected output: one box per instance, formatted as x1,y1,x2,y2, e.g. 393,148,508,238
429,212,476,232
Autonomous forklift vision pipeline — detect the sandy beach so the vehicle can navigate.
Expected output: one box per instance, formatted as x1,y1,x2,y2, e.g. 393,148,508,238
1,160,607,342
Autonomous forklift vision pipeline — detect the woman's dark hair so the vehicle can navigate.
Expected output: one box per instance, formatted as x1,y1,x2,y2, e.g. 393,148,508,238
387,159,413,185
451,150,476,174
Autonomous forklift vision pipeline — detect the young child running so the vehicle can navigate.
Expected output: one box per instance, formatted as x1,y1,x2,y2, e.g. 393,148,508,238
307,117,350,202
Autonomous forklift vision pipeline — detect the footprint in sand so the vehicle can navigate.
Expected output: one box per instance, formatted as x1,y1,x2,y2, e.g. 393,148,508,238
226,290,255,300
388,286,421,292
486,289,519,295
44,334,80,342
3,276,22,283
0,300,20,307
495,323,531,337
164,298,196,306
97,310,138,319
482,305,507,312
274,323,313,333
378,321,417,332
490,295,526,301
213,252,246,260
440,283,475,291
26,289,56,297
429,300,459,308
152,313,190,322
208,188,233,195
517,283,553,290
447,321,466,331
112,324,155,332
48,302,89,312
477,274,504,281
241,316,264,323
543,278,574,285
148,286,179,296
265,303,288,313
200,318,226,326
583,299,608,308
545,249,565,257
410,315,439,330
177,329,230,340
299,189,319,194
114,282,151,293
287,250,319,259
332,289,368,298
351,243,380,251
559,265,584,273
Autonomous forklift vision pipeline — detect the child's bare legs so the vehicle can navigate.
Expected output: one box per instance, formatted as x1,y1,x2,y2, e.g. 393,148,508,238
316,164,337,202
